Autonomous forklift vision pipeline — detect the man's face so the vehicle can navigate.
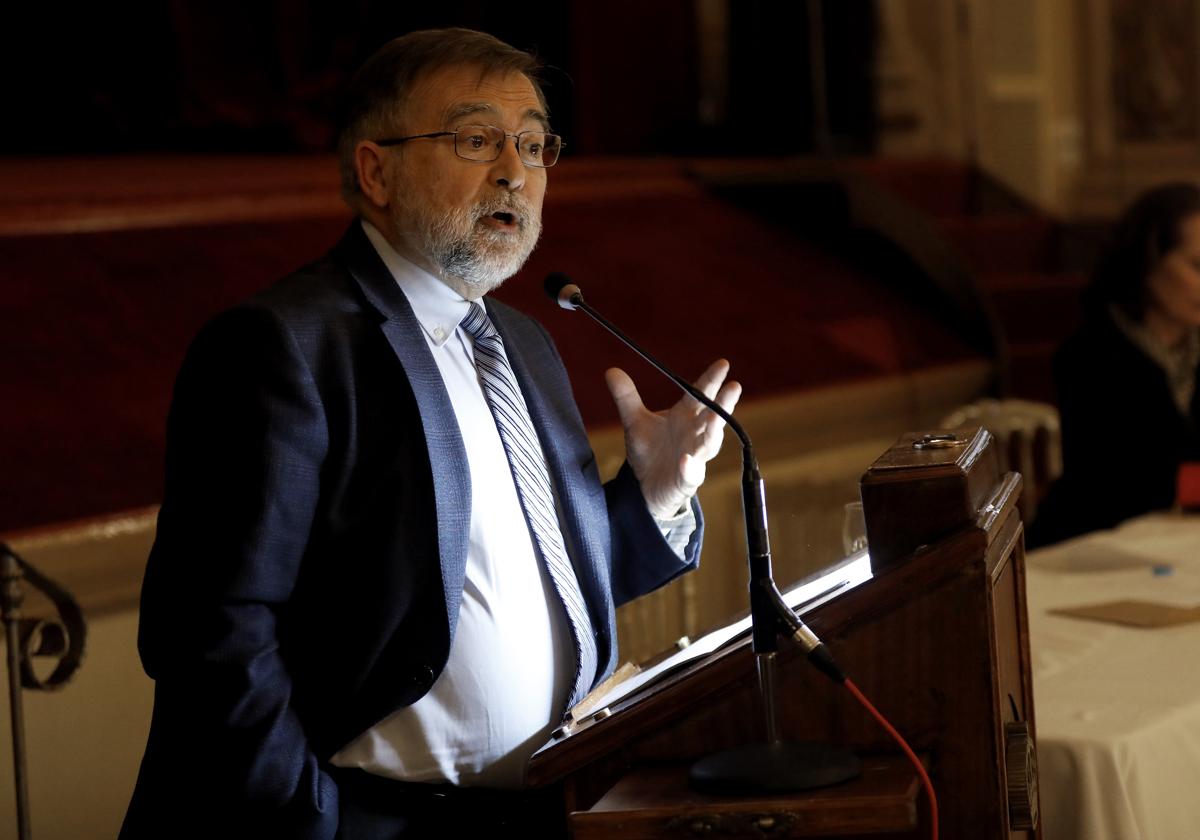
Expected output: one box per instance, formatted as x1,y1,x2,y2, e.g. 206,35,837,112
383,64,548,298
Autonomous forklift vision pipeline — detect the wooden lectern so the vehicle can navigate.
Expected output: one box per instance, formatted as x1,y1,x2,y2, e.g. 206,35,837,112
529,427,1041,838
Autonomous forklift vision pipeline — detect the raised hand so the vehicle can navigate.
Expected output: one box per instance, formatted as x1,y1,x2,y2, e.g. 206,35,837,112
605,359,742,519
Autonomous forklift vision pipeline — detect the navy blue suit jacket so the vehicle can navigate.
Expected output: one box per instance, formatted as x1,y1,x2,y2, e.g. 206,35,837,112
121,223,702,838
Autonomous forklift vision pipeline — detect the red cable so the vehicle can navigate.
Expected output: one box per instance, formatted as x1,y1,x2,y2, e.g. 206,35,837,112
844,677,939,840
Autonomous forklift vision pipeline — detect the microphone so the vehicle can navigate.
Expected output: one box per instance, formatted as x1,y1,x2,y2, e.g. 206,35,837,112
545,272,860,793
543,273,743,444
541,272,841,680
545,272,582,310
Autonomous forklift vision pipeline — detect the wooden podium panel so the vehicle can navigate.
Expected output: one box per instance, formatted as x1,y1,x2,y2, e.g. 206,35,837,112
529,428,1041,839
572,756,922,839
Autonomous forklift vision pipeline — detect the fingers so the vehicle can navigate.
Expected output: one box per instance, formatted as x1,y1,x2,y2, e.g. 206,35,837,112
702,378,743,450
692,358,732,409
689,359,741,445
604,367,646,429
713,377,742,415
610,359,741,456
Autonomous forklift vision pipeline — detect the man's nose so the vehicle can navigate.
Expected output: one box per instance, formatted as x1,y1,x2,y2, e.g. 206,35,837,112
489,137,526,191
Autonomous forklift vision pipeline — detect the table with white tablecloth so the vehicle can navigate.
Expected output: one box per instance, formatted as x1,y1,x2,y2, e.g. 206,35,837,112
1027,513,1200,840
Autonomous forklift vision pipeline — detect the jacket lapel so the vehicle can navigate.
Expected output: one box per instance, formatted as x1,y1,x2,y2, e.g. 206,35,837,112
336,223,472,643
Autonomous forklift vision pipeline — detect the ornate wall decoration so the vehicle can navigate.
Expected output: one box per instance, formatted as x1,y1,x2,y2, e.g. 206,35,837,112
1112,0,1197,142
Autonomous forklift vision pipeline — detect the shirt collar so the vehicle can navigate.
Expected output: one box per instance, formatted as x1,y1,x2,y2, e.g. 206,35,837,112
361,219,471,347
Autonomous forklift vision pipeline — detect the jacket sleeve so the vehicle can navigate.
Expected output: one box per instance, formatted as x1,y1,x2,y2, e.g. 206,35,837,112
604,461,703,607
124,305,338,839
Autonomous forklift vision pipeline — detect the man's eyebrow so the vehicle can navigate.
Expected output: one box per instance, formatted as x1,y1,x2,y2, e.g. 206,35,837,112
445,102,551,131
525,108,552,131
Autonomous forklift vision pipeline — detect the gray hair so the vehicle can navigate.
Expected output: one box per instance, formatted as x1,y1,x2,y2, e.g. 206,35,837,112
336,28,548,205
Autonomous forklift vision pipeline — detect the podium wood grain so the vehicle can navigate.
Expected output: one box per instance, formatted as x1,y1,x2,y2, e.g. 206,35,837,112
572,756,921,839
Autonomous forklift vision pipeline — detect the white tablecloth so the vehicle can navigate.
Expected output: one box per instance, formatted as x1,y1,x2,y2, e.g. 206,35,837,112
1027,513,1200,840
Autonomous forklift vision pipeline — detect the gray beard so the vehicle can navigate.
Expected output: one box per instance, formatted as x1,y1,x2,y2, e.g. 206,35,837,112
400,196,542,297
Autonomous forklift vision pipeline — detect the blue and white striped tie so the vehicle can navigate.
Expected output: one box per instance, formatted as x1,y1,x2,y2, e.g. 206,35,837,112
460,302,598,707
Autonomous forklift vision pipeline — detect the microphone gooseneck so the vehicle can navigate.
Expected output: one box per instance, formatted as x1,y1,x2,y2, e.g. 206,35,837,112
542,273,836,670
541,274,747,449
545,272,865,800
544,275,937,823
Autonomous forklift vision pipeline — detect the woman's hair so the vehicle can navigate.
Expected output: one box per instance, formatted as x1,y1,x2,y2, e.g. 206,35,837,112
1084,181,1200,321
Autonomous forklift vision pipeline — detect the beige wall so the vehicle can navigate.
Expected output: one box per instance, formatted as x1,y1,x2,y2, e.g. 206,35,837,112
0,611,152,839
877,0,1085,212
876,0,1200,217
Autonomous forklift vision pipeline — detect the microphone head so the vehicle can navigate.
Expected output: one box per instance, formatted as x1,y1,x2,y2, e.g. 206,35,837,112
544,272,582,310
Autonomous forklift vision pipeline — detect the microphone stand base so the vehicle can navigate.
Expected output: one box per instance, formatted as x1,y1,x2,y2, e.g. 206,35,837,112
688,741,861,795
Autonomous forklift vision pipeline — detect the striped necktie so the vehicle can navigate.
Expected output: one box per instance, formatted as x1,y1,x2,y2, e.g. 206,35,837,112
460,302,598,707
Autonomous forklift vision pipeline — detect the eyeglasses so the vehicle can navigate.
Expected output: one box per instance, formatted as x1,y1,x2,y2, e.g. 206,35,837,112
375,124,563,168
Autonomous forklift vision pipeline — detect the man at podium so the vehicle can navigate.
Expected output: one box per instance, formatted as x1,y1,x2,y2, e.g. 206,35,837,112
120,27,740,840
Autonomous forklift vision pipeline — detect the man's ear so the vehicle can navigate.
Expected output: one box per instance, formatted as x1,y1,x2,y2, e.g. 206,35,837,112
355,141,391,209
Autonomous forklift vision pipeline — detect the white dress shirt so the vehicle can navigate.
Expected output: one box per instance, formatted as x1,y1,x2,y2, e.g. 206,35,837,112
331,221,694,788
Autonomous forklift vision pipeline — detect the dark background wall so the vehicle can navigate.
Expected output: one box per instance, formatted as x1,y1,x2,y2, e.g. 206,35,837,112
0,1,884,532
1,1,876,157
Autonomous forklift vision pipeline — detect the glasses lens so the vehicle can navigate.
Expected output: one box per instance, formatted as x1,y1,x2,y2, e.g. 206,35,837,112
455,125,504,161
519,132,561,167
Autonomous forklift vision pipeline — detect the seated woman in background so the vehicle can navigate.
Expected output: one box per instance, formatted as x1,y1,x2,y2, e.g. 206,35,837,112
1029,182,1200,547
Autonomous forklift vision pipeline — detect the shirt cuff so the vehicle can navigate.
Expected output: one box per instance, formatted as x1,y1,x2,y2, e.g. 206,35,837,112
653,500,698,561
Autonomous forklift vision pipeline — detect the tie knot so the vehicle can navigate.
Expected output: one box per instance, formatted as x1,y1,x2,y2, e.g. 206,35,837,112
460,302,497,342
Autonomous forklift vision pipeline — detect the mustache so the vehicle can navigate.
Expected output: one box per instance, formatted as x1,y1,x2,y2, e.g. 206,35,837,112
475,195,535,226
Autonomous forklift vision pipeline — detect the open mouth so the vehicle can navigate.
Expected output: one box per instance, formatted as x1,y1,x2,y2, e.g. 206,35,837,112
490,210,517,226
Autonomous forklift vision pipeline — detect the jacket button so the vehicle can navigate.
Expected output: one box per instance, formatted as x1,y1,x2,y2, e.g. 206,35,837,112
412,665,435,689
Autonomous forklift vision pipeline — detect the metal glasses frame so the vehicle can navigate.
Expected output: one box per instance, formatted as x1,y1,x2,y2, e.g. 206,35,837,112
374,124,563,167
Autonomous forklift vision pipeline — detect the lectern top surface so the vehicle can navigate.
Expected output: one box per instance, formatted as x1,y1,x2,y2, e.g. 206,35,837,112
865,426,989,475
